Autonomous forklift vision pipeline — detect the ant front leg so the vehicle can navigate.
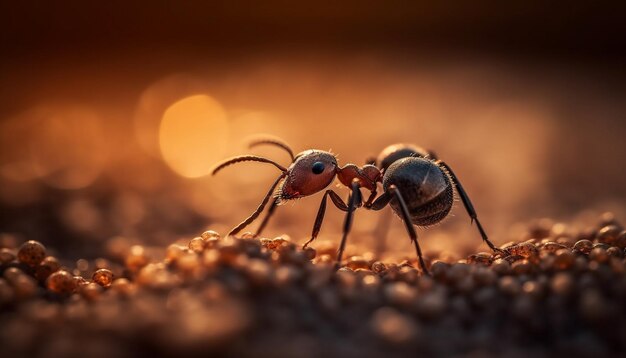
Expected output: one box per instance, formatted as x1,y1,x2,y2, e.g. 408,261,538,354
253,197,279,238
335,181,362,270
228,173,286,237
369,187,430,275
437,161,505,255
302,190,348,249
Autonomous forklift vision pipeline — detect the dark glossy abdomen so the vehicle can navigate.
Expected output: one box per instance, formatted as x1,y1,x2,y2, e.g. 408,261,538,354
376,143,430,171
382,157,454,226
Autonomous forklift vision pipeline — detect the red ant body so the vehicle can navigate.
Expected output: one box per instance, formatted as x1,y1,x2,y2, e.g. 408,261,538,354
212,138,501,274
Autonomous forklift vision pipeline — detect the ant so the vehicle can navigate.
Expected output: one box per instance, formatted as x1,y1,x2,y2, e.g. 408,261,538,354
212,138,503,274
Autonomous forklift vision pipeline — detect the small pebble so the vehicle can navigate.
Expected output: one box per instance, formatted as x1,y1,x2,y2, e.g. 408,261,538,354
80,283,102,301
111,278,136,297
508,243,539,258
46,271,77,295
92,269,114,288
467,252,492,265
491,259,511,275
188,237,206,253
596,225,621,245
245,259,272,286
35,256,61,281
0,248,15,264
125,245,149,271
415,291,447,320
499,276,521,295
370,307,419,344
589,248,609,263
371,261,387,274
17,241,46,267
553,249,575,270
346,256,370,270
573,239,594,254
384,282,416,307
201,230,221,241
551,273,574,296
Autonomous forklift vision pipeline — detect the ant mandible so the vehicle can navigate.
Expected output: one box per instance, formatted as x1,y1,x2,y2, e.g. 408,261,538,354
212,138,503,274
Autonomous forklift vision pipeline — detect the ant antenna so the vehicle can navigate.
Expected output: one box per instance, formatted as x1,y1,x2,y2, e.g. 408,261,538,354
248,137,295,161
211,155,288,175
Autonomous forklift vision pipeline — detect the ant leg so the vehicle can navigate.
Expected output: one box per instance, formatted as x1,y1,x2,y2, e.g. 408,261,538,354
302,190,348,249
386,185,430,275
335,181,362,270
437,161,504,254
368,191,391,210
364,188,378,207
253,197,279,238
228,173,286,237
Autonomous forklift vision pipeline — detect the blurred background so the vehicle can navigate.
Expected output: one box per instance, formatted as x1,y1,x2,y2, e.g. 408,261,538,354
1,1,625,260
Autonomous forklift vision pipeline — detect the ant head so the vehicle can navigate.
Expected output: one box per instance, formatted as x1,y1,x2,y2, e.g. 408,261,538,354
212,138,339,203
279,150,338,201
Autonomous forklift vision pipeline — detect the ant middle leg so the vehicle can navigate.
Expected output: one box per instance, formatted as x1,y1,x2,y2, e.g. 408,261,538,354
437,161,505,254
253,197,279,238
369,186,430,275
335,181,362,270
302,190,348,249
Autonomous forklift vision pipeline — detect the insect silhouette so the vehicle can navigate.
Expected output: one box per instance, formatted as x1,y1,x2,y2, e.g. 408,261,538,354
212,138,502,274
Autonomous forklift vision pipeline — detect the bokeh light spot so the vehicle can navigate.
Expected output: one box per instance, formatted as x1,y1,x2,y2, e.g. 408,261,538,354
159,94,229,178
134,74,211,157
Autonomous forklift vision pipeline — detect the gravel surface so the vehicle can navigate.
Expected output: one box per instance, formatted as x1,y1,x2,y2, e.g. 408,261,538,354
1,215,625,358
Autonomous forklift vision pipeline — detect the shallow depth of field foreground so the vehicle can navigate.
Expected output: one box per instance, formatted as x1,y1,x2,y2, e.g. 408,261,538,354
1,214,626,357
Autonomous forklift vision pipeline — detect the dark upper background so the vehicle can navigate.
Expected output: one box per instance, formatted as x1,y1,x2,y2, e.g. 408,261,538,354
1,1,625,258
1,2,625,55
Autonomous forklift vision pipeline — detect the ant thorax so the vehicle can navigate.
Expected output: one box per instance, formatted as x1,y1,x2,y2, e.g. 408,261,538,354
336,164,380,191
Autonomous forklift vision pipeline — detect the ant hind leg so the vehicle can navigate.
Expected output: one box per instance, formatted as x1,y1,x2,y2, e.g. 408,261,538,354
437,161,506,255
303,190,348,249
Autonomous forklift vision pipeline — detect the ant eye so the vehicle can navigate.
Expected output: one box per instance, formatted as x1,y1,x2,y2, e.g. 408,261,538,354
311,162,325,174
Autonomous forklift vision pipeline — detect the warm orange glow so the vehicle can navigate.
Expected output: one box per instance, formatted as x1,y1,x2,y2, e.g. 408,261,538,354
159,94,229,178
0,105,107,189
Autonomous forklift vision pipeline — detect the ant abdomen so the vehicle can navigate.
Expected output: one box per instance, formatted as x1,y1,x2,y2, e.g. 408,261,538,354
376,143,430,171
383,157,454,226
